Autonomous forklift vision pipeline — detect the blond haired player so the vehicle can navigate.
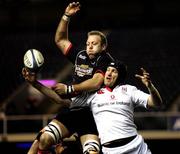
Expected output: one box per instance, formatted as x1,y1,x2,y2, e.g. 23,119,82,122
24,1,114,154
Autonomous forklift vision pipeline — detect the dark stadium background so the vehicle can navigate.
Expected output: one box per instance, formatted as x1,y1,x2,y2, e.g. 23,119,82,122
0,0,180,153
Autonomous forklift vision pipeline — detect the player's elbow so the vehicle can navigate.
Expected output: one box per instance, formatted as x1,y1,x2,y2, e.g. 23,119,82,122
54,37,62,48
55,31,64,43
147,96,163,109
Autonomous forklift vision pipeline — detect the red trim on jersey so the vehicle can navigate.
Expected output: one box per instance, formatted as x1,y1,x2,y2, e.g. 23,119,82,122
105,86,113,92
64,43,73,56
97,89,104,94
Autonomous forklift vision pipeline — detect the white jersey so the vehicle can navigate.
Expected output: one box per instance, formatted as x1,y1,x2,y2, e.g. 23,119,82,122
87,84,149,145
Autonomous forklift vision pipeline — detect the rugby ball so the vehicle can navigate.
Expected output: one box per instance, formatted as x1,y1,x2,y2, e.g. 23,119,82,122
23,49,44,72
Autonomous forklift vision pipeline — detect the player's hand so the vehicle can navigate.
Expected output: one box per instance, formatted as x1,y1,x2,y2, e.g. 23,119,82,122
52,83,67,95
135,68,152,88
55,143,67,154
65,2,80,16
22,67,37,83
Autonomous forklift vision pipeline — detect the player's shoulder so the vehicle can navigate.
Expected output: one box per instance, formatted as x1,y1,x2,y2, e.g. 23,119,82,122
76,50,88,59
77,50,87,56
97,52,114,63
100,51,113,59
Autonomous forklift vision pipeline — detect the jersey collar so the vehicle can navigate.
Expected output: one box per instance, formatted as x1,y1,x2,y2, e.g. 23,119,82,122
105,86,113,92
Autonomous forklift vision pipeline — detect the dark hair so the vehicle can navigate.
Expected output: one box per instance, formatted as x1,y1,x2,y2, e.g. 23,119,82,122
88,30,108,47
108,60,127,84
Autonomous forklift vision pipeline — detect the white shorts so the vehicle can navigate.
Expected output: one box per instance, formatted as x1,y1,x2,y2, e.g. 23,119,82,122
102,134,152,154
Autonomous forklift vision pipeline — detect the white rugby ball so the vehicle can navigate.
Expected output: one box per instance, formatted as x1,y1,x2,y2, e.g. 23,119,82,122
23,49,44,72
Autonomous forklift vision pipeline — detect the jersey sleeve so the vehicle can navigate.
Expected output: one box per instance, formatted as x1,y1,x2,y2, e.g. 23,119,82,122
130,86,150,108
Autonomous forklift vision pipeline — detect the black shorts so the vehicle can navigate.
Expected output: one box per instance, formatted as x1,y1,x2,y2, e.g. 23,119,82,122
54,106,98,137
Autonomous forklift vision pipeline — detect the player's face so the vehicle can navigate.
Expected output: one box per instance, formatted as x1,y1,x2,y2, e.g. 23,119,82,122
86,35,106,59
104,66,119,87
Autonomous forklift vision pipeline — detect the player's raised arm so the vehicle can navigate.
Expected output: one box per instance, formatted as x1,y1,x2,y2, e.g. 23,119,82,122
22,67,71,107
135,68,163,108
55,2,80,55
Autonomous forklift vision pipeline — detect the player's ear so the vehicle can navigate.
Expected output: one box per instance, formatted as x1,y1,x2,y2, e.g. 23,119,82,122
102,44,107,51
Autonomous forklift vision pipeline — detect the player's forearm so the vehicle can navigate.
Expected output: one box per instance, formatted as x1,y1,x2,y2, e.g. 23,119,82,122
31,81,67,105
70,73,104,93
73,77,103,93
55,14,70,48
147,83,163,108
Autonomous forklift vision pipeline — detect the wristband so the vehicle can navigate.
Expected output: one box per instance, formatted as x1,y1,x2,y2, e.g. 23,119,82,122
64,13,71,17
62,14,70,22
66,85,75,94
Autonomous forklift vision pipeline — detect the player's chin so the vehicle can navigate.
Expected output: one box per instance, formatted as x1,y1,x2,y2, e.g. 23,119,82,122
88,54,95,59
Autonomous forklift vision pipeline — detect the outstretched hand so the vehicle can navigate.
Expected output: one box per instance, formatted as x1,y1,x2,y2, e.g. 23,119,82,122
22,67,37,83
135,68,152,88
65,2,81,16
52,83,67,95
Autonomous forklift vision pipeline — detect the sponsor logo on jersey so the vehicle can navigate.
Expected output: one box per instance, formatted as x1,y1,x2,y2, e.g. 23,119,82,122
122,86,127,92
75,64,93,77
110,95,115,99
97,101,130,107
79,54,86,60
